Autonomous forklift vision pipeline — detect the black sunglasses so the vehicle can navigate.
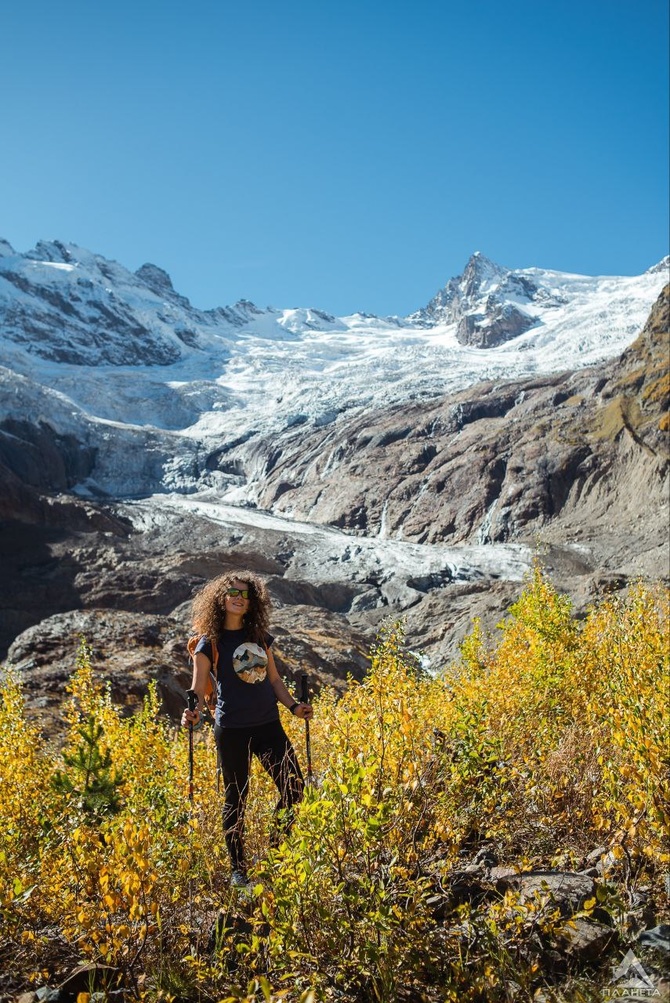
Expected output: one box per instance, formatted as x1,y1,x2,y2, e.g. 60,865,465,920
226,588,251,599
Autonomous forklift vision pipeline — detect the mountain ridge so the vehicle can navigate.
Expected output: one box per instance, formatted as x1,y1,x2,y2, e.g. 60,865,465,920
0,238,666,504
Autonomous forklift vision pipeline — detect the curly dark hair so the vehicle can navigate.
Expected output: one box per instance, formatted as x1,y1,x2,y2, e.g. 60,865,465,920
191,570,272,647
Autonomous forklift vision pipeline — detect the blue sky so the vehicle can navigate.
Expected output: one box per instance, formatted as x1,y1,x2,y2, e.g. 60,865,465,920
1,0,668,316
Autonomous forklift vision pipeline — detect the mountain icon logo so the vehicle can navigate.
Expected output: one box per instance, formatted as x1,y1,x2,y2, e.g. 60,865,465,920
603,948,660,999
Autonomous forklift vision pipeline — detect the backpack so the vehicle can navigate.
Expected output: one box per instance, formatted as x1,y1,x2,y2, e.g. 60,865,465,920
186,635,219,718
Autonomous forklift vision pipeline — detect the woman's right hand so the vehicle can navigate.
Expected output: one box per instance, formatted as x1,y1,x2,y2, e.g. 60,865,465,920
293,702,313,721
181,707,201,729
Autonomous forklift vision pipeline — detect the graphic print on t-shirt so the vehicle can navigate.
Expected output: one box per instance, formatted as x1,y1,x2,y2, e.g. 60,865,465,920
233,642,268,684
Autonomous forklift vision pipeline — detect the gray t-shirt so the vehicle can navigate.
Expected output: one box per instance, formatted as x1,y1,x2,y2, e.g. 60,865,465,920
194,629,278,728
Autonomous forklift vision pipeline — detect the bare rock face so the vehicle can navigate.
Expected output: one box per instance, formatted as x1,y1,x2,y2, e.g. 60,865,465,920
0,418,96,492
6,609,190,722
456,301,536,348
251,286,669,575
0,495,136,655
134,262,192,309
412,252,543,347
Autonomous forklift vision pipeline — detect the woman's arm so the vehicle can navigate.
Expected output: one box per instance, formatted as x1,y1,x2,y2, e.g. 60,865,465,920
180,651,212,728
266,647,313,720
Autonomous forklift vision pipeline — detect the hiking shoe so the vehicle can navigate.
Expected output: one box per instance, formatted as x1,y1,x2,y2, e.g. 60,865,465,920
230,869,250,888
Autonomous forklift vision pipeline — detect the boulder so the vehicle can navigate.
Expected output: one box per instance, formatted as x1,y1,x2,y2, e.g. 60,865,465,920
553,916,616,962
493,870,595,914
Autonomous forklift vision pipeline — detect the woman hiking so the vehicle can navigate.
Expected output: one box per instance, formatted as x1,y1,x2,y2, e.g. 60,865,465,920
181,570,313,887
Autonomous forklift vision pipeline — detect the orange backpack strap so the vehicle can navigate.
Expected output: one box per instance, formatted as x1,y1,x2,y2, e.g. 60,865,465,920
187,635,219,718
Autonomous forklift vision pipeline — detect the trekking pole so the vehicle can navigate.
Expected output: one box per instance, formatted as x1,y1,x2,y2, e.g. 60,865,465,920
300,673,313,786
185,689,198,930
186,689,197,803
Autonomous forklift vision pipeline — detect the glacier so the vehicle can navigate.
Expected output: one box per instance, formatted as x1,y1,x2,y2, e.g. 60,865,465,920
0,238,667,501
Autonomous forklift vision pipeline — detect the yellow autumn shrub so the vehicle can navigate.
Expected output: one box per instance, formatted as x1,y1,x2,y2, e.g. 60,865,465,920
0,669,54,937
0,570,667,1002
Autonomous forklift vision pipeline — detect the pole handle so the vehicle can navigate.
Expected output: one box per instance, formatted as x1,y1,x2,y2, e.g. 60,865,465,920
186,689,198,712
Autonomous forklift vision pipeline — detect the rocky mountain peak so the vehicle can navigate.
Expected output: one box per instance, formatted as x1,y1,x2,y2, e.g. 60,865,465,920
460,251,508,298
135,262,191,307
25,239,75,264
0,238,15,258
412,252,538,348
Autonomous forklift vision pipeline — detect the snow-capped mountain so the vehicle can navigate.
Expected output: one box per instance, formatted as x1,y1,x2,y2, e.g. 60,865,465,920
0,237,667,500
1,237,667,703
411,251,565,347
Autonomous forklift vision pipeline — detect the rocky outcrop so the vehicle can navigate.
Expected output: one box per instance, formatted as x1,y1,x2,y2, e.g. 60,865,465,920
411,251,547,346
0,419,96,492
6,609,189,721
134,262,192,308
456,301,536,348
0,496,133,662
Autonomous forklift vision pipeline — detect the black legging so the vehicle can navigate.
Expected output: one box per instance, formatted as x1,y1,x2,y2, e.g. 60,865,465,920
214,719,304,872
